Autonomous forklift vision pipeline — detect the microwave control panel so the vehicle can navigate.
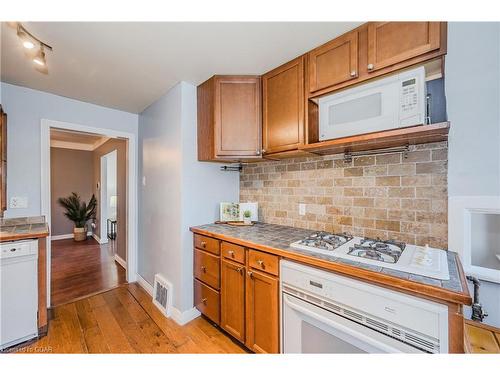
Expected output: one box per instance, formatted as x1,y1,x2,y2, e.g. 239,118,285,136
399,72,424,126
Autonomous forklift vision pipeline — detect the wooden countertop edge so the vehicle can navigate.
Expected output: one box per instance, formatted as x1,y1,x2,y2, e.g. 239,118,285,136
190,227,472,306
0,231,49,242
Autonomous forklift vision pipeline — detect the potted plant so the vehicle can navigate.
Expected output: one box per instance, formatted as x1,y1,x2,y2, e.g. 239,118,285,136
243,210,252,225
57,192,97,241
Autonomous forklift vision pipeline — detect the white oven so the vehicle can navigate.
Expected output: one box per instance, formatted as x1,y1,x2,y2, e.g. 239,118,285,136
318,66,426,140
280,260,449,353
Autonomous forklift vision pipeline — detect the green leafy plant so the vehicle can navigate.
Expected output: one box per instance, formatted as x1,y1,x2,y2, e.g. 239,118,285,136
57,193,97,228
243,210,252,219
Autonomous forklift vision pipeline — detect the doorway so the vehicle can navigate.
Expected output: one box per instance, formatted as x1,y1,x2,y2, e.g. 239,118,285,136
41,119,137,308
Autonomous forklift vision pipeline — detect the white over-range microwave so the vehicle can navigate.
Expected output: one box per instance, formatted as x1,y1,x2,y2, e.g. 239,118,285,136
318,66,426,141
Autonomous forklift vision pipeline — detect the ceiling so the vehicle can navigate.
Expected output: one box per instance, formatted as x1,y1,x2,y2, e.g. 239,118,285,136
50,128,109,151
1,22,362,113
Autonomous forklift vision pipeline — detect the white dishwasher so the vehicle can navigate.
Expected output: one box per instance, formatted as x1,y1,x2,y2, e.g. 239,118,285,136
0,239,39,350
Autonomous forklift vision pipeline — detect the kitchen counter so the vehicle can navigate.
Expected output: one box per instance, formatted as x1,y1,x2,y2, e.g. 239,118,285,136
190,222,472,306
0,216,50,242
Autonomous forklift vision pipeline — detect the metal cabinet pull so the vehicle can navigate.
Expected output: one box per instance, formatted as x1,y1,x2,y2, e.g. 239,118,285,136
256,149,261,155
200,241,207,248
350,71,356,77
257,260,264,267
202,298,207,305
247,271,253,278
201,266,207,273
237,267,244,275
228,250,235,257
367,63,374,70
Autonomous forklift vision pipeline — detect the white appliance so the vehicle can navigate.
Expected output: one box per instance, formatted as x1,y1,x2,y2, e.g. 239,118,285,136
318,66,426,140
290,233,450,280
0,239,39,350
281,260,449,353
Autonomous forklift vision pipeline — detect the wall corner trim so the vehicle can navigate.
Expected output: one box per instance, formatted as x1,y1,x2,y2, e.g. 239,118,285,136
136,273,154,295
114,254,127,270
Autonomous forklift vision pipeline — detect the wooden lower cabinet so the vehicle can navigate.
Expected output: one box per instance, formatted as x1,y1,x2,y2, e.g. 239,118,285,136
220,259,246,342
194,279,220,325
245,269,279,353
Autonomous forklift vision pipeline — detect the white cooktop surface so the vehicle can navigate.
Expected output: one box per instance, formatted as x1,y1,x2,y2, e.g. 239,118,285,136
290,236,450,280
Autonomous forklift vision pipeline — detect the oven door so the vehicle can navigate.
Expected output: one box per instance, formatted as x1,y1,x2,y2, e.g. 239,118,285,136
282,293,424,353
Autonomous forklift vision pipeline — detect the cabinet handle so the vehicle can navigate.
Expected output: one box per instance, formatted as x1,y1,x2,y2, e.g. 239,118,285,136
350,71,356,77
262,149,266,154
201,266,206,273
200,241,207,248
237,267,244,275
257,260,264,267
228,250,235,257
202,298,207,305
367,63,374,70
247,271,253,278
256,149,261,156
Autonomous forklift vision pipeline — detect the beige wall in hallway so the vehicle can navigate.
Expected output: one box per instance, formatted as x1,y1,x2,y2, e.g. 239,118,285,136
50,148,94,236
93,138,128,262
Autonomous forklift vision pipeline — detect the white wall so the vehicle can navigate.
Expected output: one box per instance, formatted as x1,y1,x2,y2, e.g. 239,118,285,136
0,82,138,218
138,81,239,316
446,22,500,327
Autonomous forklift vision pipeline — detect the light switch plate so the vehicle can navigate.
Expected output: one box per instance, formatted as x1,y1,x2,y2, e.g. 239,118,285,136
10,196,29,209
299,203,306,216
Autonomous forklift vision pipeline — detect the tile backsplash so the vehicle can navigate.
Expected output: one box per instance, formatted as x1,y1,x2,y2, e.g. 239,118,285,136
240,142,448,249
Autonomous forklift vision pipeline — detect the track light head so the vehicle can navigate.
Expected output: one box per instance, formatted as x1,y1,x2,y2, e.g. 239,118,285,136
17,26,35,49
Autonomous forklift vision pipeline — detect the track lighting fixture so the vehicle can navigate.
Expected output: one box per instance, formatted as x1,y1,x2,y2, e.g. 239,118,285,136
15,23,53,72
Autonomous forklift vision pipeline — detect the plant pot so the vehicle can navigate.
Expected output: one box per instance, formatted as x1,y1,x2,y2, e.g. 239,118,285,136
243,218,252,225
73,227,87,242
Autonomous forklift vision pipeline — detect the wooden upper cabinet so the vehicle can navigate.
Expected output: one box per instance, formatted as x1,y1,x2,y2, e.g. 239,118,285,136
220,259,246,343
308,30,358,93
245,269,279,353
0,106,6,216
262,56,304,155
197,75,262,161
367,22,442,72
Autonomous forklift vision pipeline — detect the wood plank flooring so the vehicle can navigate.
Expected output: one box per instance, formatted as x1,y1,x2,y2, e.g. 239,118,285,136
51,238,126,306
17,283,247,354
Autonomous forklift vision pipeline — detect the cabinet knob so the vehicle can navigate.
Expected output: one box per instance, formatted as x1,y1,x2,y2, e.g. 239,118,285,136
367,63,374,70
202,298,207,305
228,250,235,257
200,241,206,248
237,267,244,275
262,149,266,154
247,271,253,278
257,260,264,267
350,71,356,77
256,149,261,155
201,266,207,273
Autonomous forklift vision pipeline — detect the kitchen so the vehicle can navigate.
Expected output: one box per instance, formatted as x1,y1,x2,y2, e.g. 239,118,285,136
0,5,499,371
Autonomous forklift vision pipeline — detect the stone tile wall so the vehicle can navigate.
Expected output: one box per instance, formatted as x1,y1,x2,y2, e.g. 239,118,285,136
240,142,448,248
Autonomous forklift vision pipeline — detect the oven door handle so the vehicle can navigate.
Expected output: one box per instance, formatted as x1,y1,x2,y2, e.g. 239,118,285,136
283,294,405,353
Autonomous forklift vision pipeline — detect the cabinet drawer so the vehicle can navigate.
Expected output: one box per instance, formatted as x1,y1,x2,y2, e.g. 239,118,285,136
194,234,220,255
194,248,220,290
194,279,220,325
221,241,245,264
248,249,279,276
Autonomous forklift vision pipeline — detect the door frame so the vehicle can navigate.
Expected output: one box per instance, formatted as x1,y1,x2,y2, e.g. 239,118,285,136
99,149,117,244
40,119,138,308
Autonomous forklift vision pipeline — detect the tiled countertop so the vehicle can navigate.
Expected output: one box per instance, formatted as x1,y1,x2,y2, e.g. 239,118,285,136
0,216,50,242
191,222,472,305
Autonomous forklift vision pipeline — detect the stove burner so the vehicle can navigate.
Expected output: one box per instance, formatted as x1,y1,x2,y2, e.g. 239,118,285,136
348,238,406,264
298,232,353,251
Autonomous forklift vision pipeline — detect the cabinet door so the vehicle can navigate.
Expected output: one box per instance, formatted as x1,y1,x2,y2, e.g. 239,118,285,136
220,259,246,342
194,279,220,325
214,76,262,158
308,30,358,93
262,56,304,154
367,22,441,72
245,269,279,353
0,107,6,215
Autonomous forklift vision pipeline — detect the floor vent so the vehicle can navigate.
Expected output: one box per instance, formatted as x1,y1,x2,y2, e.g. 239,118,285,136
153,274,173,318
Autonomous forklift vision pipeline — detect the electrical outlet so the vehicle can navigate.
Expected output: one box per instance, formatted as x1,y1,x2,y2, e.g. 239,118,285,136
299,203,306,216
9,196,28,209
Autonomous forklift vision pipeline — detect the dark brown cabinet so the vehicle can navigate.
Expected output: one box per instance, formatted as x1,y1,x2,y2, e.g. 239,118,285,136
262,56,305,156
245,269,279,354
197,75,262,162
308,30,359,93
367,22,442,72
220,259,246,343
0,105,6,216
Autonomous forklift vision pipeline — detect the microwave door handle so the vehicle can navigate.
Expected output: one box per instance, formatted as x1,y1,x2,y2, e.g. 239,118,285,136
283,294,404,353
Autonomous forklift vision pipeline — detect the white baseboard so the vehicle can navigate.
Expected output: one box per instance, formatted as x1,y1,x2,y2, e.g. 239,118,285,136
114,254,127,269
92,233,108,244
51,231,92,241
134,273,200,326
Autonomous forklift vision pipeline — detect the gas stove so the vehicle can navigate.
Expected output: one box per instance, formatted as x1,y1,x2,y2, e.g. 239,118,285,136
290,232,449,280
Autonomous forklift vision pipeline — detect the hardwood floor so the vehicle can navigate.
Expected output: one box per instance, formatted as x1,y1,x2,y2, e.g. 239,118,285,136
51,238,126,306
16,283,247,354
